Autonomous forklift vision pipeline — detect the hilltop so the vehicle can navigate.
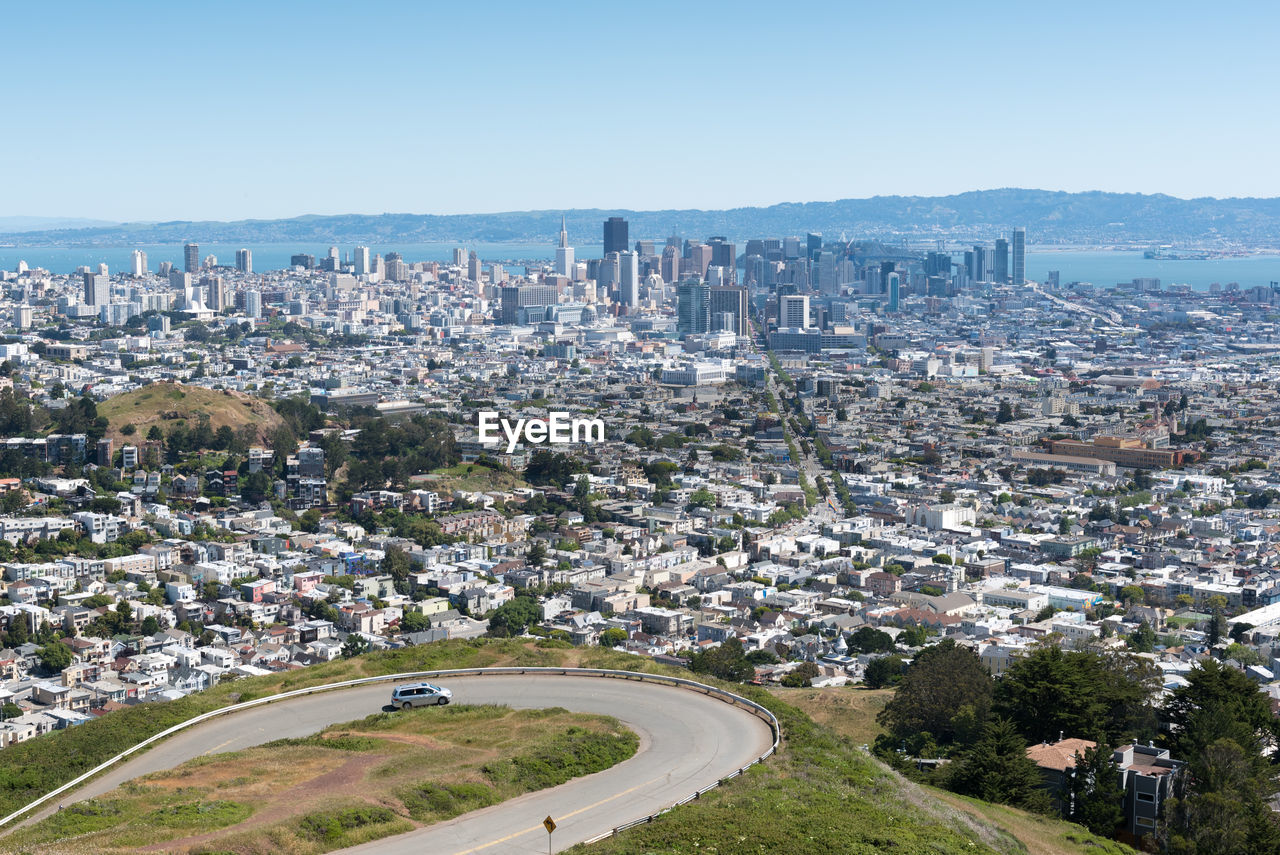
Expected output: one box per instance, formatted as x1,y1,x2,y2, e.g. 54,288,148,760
5,189,1280,246
97,382,284,447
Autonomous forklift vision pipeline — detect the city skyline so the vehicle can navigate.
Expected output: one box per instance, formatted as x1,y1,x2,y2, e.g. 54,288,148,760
4,1,1278,222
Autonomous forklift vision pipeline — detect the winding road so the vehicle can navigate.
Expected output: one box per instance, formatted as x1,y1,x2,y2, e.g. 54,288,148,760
13,673,775,854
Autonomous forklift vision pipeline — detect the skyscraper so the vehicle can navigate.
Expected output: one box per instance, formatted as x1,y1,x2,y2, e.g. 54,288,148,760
709,286,749,336
184,243,199,274
1012,228,1026,285
993,238,1009,284
780,294,810,329
603,217,629,256
708,237,737,284
245,290,262,318
618,251,640,307
354,246,370,275
807,232,823,260
887,272,900,313
677,281,710,336
130,250,148,277
235,248,253,274
83,272,109,306
555,215,574,277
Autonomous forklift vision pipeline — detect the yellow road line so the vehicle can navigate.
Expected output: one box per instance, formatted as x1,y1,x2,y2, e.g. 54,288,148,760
451,773,667,855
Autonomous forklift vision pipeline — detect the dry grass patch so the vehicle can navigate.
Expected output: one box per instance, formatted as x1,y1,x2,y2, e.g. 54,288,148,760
768,685,893,746
0,705,635,855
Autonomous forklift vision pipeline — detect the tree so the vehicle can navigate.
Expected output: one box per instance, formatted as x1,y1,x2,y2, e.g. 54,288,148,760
382,545,412,582
864,654,905,689
995,645,1160,746
877,639,993,747
1163,658,1279,761
1161,737,1280,855
340,634,370,658
599,627,628,647
689,637,754,683
688,488,717,509
1120,584,1146,606
526,541,546,567
1129,620,1157,653
996,401,1015,423
943,717,1050,812
849,626,894,654
1068,742,1125,835
400,611,430,634
37,642,71,675
486,597,542,638
781,662,820,688
140,616,161,636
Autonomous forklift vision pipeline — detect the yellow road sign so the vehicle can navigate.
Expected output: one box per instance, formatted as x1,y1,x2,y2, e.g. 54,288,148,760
543,816,557,834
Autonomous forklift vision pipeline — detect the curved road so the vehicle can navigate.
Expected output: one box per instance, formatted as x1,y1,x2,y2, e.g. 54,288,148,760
16,674,774,854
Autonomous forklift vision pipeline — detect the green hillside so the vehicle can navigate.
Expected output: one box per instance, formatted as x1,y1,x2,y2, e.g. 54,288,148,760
97,382,285,447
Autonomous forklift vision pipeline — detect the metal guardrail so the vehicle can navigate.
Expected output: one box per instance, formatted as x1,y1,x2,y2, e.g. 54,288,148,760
0,666,781,839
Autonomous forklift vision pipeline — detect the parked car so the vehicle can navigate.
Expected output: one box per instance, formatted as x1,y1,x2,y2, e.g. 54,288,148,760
391,682,452,709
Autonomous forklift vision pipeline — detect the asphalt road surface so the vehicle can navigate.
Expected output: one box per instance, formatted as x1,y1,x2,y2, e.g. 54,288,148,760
14,674,774,854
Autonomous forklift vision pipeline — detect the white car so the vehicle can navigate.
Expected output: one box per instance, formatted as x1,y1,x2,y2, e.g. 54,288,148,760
391,682,452,709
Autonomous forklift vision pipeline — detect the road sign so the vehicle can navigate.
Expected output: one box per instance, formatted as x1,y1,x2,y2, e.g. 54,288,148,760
543,816,556,834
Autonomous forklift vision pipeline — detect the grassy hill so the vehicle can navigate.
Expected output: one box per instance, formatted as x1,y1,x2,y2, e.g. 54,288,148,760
97,382,285,447
0,642,1135,855
1,706,636,854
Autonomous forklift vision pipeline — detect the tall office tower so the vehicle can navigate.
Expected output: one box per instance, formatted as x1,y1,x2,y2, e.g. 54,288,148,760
599,252,620,297
500,283,557,325
467,251,482,282
993,238,1009,284
169,270,192,291
660,245,680,283
235,248,253,274
709,286,749,336
887,273,900,312
677,281,710,335
245,290,262,318
618,251,640,307
816,251,839,294
744,239,765,259
603,217,629,256
689,243,713,279
635,240,656,259
83,272,109,306
354,246,371,275
452,247,467,267
780,294,810,329
743,254,765,286
782,236,802,260
489,263,505,284
554,215,575,277
708,237,737,283
807,232,823,260
967,245,989,282
202,275,226,311
131,250,148,277
184,243,199,273
924,251,950,277
1012,227,1026,285
290,254,315,270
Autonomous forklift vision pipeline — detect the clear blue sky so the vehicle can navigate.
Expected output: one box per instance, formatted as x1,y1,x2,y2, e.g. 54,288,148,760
5,0,1278,221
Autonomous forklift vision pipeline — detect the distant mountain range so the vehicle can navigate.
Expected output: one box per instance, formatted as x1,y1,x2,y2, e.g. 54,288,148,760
0,216,120,234
4,189,1280,246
